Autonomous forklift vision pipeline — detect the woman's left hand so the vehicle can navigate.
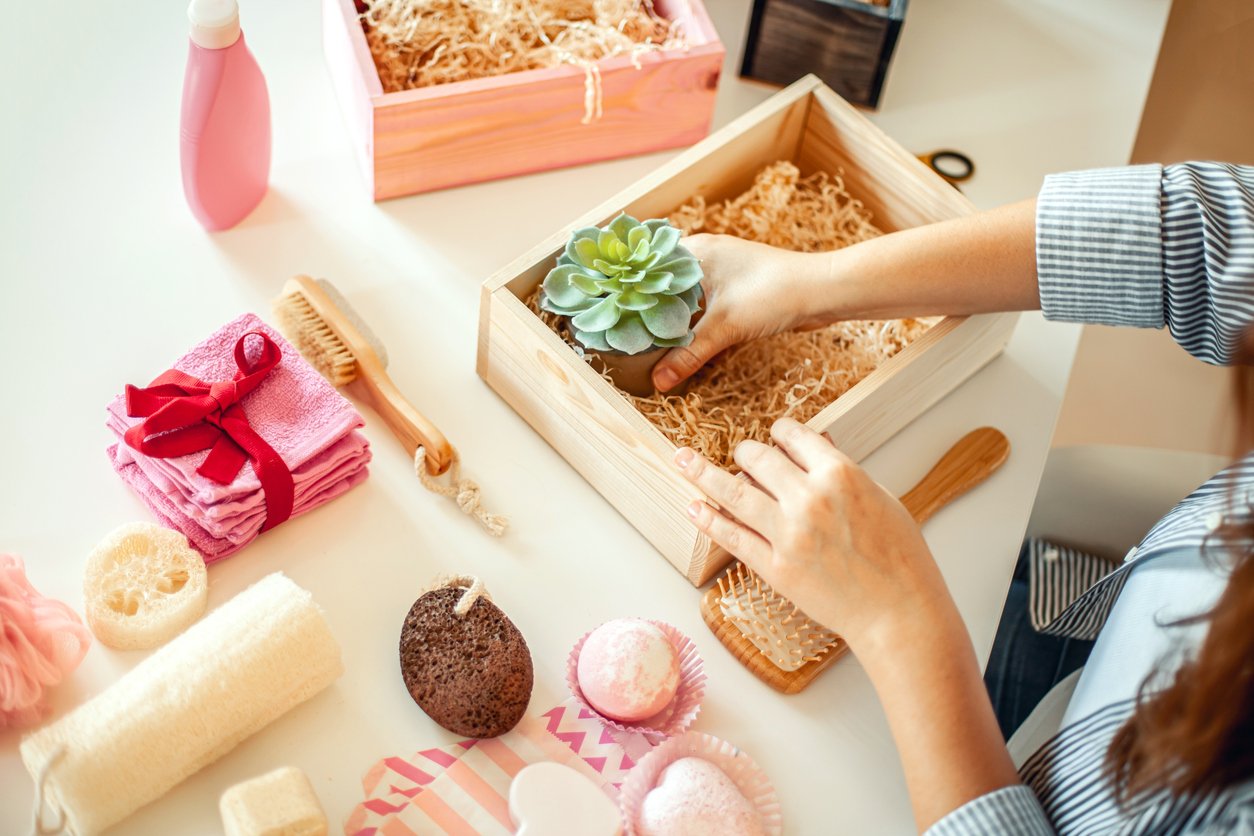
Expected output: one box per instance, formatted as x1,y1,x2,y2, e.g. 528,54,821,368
674,417,953,654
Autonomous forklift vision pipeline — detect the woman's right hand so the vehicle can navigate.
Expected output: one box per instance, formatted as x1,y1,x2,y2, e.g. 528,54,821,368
651,234,829,391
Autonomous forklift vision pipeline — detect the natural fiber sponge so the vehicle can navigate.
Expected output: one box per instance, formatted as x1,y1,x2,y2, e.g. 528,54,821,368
576,619,679,723
20,572,343,836
639,758,765,836
399,586,533,738
83,522,208,650
220,766,328,836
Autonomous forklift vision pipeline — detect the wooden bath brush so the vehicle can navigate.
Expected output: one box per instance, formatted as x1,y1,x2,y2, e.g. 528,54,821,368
700,427,1010,694
273,275,506,535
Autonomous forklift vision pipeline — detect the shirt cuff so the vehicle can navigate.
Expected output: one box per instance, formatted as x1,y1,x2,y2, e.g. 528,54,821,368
925,785,1055,836
1036,164,1164,328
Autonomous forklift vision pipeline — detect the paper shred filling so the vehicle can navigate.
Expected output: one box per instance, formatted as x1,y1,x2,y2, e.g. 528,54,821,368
530,162,938,469
360,0,687,122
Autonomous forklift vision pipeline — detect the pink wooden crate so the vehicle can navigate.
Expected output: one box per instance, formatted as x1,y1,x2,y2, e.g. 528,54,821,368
322,0,725,200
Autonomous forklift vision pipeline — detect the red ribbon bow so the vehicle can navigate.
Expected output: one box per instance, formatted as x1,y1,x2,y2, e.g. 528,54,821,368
123,330,295,531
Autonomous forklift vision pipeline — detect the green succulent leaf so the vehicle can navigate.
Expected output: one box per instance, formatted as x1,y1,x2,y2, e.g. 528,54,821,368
678,284,703,314
564,227,602,263
650,225,681,258
543,264,595,308
609,214,641,242
617,289,659,310
595,278,625,294
617,270,646,284
640,294,692,339
635,271,673,294
606,313,655,354
597,230,618,259
643,218,670,234
574,237,602,268
539,294,599,317
571,294,623,332
592,258,628,277
653,332,695,348
655,256,702,292
574,329,612,352
627,225,651,253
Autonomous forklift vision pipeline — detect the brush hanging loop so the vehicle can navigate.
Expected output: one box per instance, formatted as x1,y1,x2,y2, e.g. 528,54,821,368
414,446,509,537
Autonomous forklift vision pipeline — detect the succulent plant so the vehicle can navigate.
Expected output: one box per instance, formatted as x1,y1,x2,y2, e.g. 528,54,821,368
539,214,703,355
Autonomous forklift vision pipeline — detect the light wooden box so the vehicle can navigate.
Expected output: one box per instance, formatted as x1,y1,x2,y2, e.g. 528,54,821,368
477,75,1019,586
322,0,725,200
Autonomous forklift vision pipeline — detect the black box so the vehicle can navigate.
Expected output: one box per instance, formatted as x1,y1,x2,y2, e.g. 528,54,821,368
741,0,907,109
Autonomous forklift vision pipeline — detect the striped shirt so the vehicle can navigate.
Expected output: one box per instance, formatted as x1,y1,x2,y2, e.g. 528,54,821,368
927,162,1254,835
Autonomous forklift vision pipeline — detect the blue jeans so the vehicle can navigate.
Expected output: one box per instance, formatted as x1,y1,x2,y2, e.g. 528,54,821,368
983,541,1096,740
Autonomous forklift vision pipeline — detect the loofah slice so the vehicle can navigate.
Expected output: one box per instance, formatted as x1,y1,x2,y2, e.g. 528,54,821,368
83,522,208,650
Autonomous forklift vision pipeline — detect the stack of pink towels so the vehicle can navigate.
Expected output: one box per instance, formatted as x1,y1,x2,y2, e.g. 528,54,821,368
107,313,371,563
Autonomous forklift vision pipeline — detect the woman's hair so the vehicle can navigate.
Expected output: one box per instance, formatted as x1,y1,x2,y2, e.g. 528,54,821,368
1103,362,1254,802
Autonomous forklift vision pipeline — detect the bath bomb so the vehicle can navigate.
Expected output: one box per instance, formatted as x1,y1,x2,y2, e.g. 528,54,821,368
638,757,764,836
577,619,679,723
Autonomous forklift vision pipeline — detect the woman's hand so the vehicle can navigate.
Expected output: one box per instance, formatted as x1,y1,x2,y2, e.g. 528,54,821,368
674,417,953,653
652,235,828,392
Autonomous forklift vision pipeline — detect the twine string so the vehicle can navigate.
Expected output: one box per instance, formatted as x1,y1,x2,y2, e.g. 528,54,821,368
31,744,68,836
419,574,492,617
414,447,508,537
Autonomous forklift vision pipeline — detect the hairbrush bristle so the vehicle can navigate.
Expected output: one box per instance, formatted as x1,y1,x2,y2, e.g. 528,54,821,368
717,562,840,672
272,289,358,386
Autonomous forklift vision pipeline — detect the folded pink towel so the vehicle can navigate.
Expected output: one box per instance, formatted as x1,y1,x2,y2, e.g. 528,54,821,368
107,313,371,561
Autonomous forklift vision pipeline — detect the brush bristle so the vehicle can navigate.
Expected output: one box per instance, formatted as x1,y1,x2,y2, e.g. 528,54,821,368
718,562,841,672
273,289,358,386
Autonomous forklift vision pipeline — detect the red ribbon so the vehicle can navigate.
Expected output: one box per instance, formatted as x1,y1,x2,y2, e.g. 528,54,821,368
123,330,295,531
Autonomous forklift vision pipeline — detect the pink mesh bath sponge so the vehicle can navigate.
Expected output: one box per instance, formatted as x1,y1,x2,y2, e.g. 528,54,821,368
0,553,92,728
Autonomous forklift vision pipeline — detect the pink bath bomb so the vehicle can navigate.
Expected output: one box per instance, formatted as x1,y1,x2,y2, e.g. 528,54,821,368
576,619,680,722
638,757,764,836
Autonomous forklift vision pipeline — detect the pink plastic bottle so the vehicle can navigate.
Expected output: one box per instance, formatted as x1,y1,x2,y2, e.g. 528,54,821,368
181,0,270,231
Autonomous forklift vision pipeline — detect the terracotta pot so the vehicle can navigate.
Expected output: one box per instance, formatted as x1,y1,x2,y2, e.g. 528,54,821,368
586,345,669,396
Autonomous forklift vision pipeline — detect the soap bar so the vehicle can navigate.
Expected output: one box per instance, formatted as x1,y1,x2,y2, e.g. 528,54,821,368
220,766,328,836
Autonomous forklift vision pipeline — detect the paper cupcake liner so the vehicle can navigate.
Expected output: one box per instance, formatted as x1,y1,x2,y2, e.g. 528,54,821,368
566,619,706,742
618,732,782,836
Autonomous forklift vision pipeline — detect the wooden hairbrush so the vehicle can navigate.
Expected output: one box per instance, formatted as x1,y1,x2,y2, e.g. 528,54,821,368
700,426,1011,694
272,275,453,475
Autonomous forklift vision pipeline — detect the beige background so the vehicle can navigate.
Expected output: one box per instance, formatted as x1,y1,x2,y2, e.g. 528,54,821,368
1051,0,1254,456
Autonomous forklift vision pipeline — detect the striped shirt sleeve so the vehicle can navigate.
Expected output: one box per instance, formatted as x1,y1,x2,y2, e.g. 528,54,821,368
925,785,1055,836
1036,162,1254,365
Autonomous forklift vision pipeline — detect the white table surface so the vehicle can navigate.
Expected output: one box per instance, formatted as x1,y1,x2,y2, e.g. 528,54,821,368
0,0,1168,832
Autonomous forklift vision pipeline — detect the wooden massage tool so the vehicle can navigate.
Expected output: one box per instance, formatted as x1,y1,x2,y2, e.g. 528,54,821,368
700,427,1011,694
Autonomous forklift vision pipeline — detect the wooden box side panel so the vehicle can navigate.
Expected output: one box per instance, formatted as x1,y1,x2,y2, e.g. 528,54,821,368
482,292,706,576
798,87,973,231
323,0,380,194
809,313,1020,458
371,47,724,199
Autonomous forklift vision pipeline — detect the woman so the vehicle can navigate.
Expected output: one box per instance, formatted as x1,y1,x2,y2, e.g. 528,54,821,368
658,162,1254,833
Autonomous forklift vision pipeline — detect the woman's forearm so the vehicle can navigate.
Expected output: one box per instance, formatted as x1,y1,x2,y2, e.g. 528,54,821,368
799,198,1040,324
856,596,1022,832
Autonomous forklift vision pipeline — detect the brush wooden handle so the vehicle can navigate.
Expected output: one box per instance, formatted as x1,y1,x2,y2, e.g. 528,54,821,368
285,275,454,476
348,369,453,476
899,427,1009,525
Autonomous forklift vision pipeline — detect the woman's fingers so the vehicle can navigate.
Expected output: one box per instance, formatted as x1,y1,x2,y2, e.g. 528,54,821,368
653,314,730,392
674,448,777,537
686,500,773,567
733,440,804,501
770,417,849,472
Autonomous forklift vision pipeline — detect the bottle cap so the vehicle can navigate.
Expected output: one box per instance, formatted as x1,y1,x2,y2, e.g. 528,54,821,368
188,0,241,49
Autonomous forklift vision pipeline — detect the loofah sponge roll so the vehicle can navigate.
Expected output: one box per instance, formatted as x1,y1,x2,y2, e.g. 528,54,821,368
83,522,208,650
21,572,343,836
